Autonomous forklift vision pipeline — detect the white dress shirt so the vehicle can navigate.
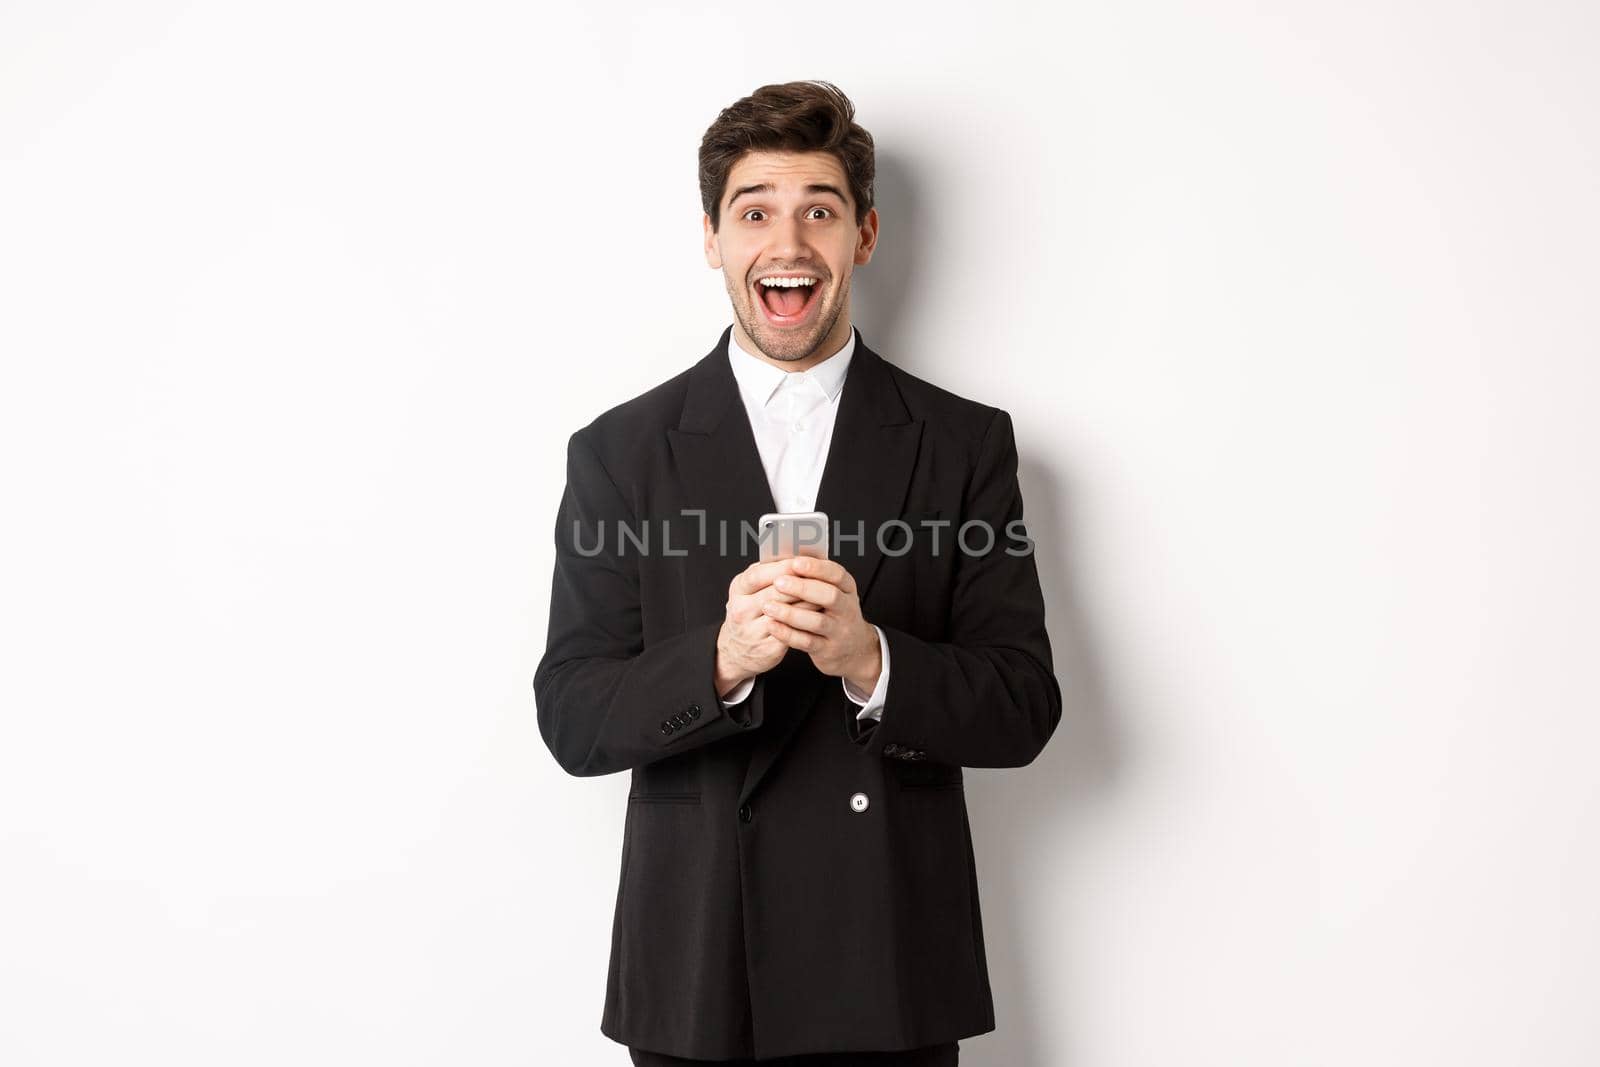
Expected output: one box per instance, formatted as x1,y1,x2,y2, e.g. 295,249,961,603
717,323,891,723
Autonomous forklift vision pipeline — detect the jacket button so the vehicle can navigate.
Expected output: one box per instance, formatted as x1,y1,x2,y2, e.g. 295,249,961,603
659,722,672,734
688,704,701,718
850,792,870,813
738,803,752,823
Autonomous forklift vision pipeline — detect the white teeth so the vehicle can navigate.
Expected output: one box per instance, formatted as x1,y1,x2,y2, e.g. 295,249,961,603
758,276,818,288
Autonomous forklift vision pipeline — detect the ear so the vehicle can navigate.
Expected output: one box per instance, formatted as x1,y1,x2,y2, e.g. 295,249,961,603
854,206,879,266
703,213,723,269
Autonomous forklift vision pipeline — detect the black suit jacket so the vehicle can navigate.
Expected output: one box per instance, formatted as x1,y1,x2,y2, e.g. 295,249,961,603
534,325,1061,1060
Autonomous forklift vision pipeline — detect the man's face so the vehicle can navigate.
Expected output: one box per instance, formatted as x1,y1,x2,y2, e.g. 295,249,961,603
704,149,878,365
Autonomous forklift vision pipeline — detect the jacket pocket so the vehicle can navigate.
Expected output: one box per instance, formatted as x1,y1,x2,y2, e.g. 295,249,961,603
627,792,702,804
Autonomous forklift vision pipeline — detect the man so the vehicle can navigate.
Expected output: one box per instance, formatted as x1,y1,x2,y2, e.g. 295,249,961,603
534,81,1062,1065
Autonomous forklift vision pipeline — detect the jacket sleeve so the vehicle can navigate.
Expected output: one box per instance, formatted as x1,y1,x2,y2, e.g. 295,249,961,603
534,428,768,777
846,409,1062,767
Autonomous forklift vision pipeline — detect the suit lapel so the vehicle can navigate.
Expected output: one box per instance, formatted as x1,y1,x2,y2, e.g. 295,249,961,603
664,324,924,807
666,330,779,631
809,328,924,613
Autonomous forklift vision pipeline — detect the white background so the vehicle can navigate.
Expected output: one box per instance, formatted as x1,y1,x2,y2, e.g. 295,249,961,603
3,2,1596,1064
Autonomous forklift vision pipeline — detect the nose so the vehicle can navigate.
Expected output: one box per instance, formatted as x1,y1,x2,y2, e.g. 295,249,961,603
769,213,809,262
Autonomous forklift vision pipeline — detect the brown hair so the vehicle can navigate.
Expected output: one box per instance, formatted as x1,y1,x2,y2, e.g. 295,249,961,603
699,80,876,232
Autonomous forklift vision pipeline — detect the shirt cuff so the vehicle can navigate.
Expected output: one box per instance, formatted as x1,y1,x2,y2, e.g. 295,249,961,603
841,624,890,722
719,676,755,707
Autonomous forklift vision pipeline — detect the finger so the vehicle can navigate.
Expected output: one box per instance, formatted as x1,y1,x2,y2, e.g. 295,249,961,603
771,574,842,610
732,567,770,597
759,586,823,610
761,599,832,636
765,615,819,652
756,557,810,584
788,555,855,594
729,584,819,623
736,559,807,597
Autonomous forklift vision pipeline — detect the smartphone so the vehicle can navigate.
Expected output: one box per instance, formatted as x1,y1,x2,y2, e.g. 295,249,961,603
757,510,830,563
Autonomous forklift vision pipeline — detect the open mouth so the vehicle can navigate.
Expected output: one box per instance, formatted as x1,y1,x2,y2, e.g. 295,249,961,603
754,276,823,328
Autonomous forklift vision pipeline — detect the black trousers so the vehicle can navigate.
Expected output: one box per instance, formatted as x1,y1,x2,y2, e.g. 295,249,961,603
629,1042,958,1066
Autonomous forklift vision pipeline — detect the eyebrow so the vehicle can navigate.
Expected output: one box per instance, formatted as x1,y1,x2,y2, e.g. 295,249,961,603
726,182,848,210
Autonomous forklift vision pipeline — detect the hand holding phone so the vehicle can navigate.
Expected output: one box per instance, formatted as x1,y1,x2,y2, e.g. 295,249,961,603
715,511,830,697
756,510,828,614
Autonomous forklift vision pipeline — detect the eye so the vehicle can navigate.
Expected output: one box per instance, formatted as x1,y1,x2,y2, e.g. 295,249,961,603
743,209,766,222
808,207,833,220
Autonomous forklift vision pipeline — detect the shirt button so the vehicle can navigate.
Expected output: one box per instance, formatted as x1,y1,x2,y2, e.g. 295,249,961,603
850,792,870,813
738,804,752,823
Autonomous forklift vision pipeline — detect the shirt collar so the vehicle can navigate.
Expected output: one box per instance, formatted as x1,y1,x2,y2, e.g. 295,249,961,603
727,324,856,410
